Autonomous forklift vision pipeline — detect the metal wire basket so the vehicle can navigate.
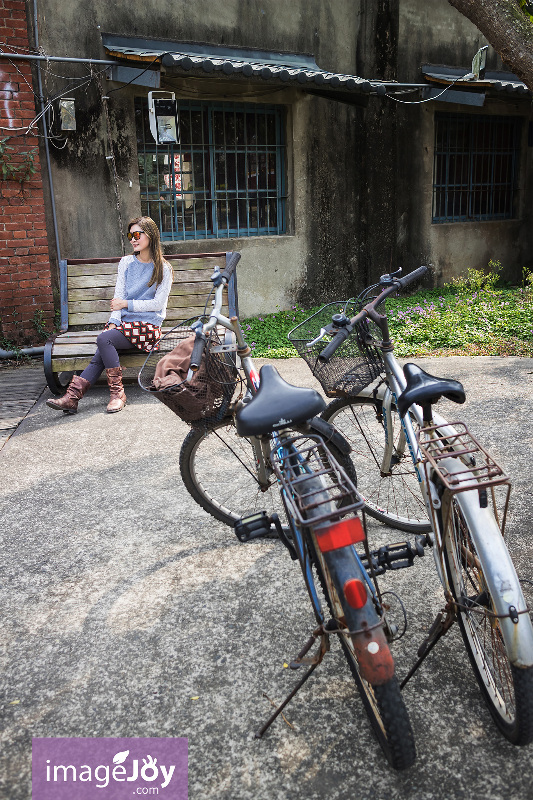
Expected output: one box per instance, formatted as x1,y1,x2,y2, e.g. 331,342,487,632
138,318,240,427
288,301,383,397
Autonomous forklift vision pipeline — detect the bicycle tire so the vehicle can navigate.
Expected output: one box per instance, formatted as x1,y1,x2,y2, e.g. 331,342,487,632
322,396,430,533
440,494,533,745
308,537,416,769
282,448,415,770
179,417,356,528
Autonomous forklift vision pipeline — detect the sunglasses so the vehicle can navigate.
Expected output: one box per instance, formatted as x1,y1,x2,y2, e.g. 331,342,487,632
127,230,145,241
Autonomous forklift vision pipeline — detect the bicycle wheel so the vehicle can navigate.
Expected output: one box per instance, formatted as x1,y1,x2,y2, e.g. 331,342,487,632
179,417,355,528
308,538,416,769
441,495,533,745
322,396,430,533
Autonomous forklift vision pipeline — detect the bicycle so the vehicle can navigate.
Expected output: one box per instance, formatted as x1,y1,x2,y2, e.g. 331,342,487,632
288,265,533,746
139,254,417,770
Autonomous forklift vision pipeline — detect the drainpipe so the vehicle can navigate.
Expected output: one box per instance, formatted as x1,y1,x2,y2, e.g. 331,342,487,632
0,346,45,359
31,0,63,326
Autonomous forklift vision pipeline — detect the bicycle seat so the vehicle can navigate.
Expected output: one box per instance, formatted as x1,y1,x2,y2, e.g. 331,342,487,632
397,363,465,417
235,364,326,436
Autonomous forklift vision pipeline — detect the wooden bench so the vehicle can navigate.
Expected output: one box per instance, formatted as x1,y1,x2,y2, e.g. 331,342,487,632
44,252,239,395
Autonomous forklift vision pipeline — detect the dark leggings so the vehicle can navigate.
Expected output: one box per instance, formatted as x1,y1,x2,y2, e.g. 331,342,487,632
80,328,137,385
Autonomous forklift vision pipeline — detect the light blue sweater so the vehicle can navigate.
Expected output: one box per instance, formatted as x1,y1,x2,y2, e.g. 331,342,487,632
108,254,173,328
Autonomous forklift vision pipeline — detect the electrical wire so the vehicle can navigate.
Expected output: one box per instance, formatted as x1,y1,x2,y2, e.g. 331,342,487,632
386,72,472,104
0,66,107,134
107,54,165,93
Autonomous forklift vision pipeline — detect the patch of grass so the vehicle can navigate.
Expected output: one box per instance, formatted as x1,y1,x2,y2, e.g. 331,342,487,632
241,265,533,358
240,303,323,358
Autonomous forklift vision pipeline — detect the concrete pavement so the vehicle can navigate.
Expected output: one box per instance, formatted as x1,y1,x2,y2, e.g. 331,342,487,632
1,356,533,800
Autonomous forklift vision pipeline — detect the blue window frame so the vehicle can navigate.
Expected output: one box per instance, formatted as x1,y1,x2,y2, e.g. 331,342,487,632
432,112,522,223
135,99,286,240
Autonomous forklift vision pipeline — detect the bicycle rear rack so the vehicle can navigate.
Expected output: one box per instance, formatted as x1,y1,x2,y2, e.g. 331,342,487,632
270,433,364,529
418,421,509,492
418,421,511,532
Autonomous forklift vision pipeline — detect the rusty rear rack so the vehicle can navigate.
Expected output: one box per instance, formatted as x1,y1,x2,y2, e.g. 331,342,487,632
418,421,511,532
270,434,364,529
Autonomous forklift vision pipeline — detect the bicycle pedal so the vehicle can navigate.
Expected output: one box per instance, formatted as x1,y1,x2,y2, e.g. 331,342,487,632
234,511,278,542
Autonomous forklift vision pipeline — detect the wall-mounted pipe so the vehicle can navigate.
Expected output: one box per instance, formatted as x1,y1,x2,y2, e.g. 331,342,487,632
0,53,116,64
0,346,45,359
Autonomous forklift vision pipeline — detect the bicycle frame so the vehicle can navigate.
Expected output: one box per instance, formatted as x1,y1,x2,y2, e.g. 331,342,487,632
359,313,533,668
198,269,393,669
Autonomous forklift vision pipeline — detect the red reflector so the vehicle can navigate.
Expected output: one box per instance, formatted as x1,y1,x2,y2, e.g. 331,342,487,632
315,517,365,553
344,578,368,609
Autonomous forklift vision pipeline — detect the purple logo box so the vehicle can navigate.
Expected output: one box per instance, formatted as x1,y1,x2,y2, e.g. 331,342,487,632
32,737,188,800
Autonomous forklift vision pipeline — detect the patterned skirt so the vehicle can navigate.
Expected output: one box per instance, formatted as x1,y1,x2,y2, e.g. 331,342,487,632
105,321,161,352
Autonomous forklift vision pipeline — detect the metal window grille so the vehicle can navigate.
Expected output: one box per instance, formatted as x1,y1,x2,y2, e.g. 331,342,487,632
135,99,286,240
432,112,522,223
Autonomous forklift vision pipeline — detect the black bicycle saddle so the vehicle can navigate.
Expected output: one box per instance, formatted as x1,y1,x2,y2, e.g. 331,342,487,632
397,363,466,418
235,364,326,437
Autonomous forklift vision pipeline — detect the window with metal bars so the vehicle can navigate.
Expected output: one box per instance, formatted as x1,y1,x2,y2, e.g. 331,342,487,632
432,112,522,223
135,99,286,240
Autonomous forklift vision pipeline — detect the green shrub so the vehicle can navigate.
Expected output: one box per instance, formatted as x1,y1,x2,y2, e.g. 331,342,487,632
241,266,533,358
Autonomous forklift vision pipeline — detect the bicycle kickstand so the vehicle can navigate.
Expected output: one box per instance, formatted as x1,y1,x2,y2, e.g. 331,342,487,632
255,625,330,738
400,602,456,690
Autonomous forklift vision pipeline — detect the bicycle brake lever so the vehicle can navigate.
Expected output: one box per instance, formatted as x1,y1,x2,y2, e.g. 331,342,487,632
379,267,403,285
307,327,330,348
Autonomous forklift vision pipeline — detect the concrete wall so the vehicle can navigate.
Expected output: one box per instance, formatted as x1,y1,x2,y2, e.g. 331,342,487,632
28,0,368,316
394,0,533,283
24,0,533,323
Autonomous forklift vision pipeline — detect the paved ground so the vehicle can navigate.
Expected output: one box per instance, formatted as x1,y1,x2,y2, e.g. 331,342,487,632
0,367,46,450
1,356,533,800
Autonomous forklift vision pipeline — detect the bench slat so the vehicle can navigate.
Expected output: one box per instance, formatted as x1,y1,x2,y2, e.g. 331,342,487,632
53,327,177,340
67,281,215,302
52,354,150,371
66,257,226,278
68,306,213,326
67,269,217,291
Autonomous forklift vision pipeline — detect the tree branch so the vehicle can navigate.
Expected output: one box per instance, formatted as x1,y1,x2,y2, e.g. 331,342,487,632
448,0,533,90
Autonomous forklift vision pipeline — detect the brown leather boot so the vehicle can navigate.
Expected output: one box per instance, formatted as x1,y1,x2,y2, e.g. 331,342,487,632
106,366,126,413
46,375,91,414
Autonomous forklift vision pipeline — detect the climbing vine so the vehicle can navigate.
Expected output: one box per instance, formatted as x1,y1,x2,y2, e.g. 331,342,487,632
0,138,37,185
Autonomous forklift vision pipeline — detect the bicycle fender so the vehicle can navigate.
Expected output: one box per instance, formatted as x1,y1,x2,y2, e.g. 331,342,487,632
349,625,395,686
324,547,395,685
308,416,351,456
441,457,533,668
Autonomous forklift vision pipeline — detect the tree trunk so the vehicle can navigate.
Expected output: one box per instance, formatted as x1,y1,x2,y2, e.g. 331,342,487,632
448,0,533,90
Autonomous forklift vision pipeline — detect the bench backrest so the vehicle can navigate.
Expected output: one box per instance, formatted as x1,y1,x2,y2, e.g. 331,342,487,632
60,252,238,330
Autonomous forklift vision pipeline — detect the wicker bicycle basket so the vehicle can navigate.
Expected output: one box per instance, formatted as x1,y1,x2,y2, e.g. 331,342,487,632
138,318,240,427
288,301,383,398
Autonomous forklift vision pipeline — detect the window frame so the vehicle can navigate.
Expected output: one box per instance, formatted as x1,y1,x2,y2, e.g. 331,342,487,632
135,99,287,241
432,111,522,224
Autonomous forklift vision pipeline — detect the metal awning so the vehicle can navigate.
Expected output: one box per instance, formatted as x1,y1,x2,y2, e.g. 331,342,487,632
101,34,393,103
422,65,530,97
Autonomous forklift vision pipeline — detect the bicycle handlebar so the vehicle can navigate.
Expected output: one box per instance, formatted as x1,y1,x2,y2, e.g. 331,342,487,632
317,266,428,363
316,324,353,362
189,329,207,372
396,265,427,289
220,252,241,283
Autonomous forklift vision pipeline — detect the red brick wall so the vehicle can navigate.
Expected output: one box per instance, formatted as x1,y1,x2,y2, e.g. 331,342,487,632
0,0,54,346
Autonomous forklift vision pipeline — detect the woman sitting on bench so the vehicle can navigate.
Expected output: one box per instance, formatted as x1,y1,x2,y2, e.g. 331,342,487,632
47,216,173,415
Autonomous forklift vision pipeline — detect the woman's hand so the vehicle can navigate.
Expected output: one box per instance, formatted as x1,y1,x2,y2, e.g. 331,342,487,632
110,298,128,311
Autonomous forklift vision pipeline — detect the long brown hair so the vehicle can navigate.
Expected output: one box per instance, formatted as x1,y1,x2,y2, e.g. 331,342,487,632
127,216,173,287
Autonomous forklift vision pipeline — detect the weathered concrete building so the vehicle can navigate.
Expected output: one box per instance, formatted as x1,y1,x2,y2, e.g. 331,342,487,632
1,0,532,341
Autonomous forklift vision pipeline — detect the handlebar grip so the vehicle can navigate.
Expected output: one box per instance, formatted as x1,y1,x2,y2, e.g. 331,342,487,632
317,326,351,363
396,266,428,289
189,330,207,372
220,252,241,282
